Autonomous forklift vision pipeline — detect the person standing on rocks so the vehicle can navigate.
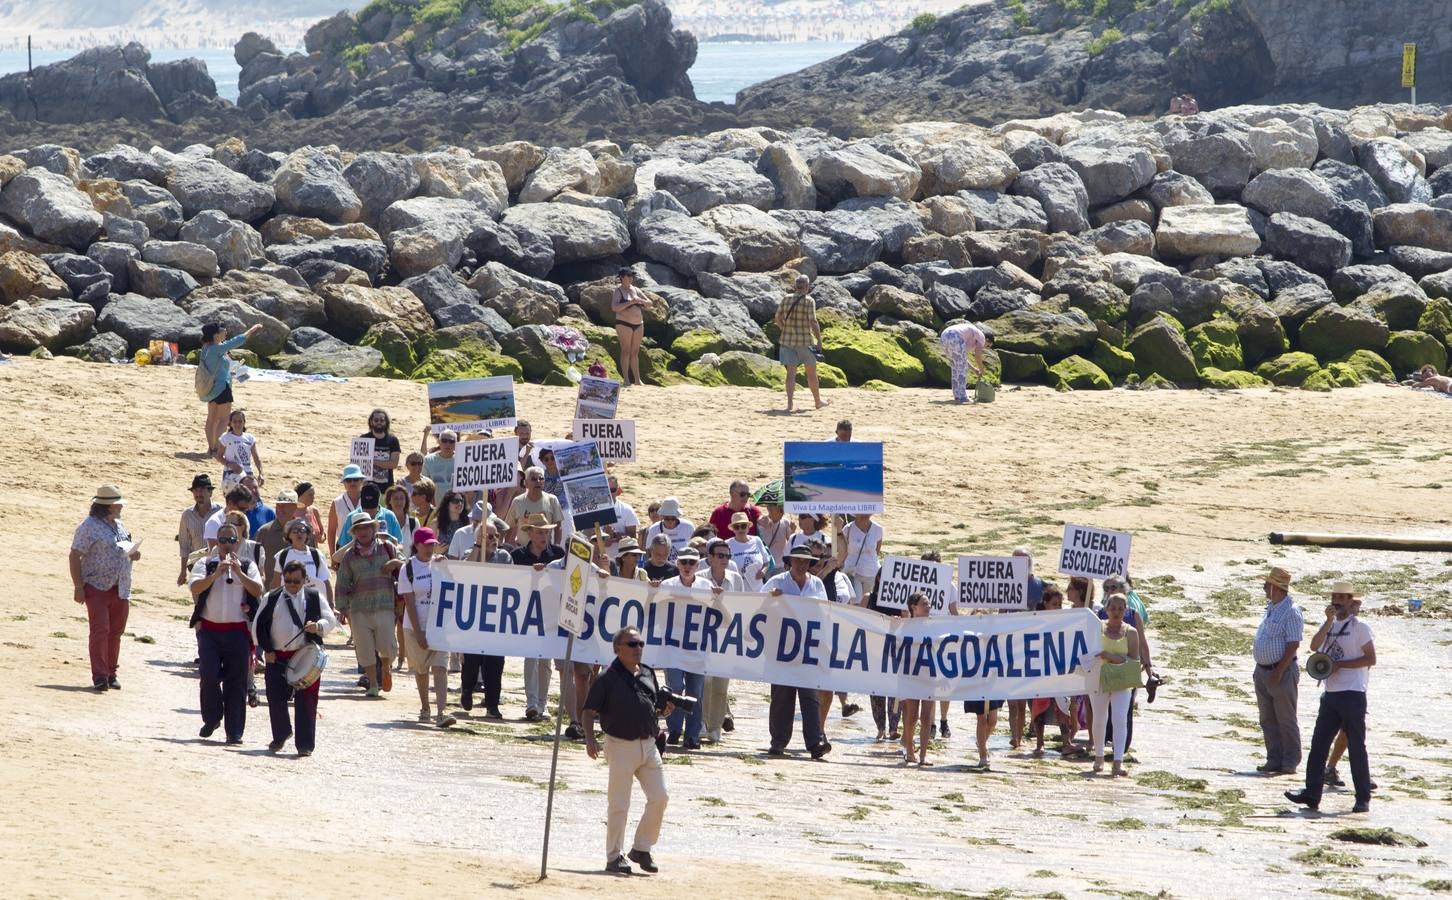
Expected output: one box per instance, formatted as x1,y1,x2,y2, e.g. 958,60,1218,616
1252,566,1304,776
612,267,648,387
938,322,993,404
197,322,262,456
69,485,141,691
774,275,827,412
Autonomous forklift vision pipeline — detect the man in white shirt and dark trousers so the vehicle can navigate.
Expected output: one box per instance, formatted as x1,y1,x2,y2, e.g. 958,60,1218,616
762,547,832,760
1286,581,1376,813
189,522,264,744
1251,566,1304,775
252,561,337,756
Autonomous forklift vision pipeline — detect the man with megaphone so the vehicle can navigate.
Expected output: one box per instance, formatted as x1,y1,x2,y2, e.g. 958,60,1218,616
1285,581,1376,814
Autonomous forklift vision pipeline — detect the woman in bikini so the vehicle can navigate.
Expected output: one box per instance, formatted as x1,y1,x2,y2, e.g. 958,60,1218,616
1412,364,1452,394
611,267,648,387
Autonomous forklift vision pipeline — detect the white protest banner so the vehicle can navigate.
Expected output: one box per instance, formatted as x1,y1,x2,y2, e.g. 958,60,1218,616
1057,524,1132,580
350,437,374,480
957,555,1030,610
560,536,594,637
575,375,622,420
428,375,517,433
428,561,1100,701
876,554,954,613
573,418,636,463
451,436,520,493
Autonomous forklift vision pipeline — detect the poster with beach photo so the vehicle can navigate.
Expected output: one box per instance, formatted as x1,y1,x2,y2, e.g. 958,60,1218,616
782,441,884,515
426,376,517,434
575,375,622,419
564,472,617,531
553,439,605,480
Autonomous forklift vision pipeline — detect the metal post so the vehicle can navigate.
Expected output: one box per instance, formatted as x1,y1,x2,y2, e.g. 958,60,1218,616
539,632,574,880
1411,85,1417,105
27,36,32,75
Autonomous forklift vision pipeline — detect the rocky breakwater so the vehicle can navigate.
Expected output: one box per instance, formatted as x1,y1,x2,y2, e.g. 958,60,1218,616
737,0,1451,133
0,0,718,154
3,101,1452,396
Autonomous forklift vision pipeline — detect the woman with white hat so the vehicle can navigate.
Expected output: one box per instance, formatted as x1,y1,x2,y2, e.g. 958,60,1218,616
725,511,773,591
643,497,694,561
68,485,141,691
699,539,745,742
327,464,367,554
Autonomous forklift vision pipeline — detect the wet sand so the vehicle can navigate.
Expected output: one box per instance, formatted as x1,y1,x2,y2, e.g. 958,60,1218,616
4,356,1451,898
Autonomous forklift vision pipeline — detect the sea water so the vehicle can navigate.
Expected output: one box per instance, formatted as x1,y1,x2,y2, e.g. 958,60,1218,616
0,40,859,105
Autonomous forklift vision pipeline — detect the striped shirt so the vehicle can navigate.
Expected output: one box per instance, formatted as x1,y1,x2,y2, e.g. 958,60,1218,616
776,292,817,348
334,540,398,614
1252,596,1304,665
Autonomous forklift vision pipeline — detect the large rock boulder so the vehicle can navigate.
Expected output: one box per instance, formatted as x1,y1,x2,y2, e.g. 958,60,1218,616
342,151,421,224
958,190,1048,231
698,204,801,272
916,141,1018,195
1060,144,1156,207
1048,354,1112,391
1255,351,1321,386
634,210,734,277
141,240,219,280
127,259,197,301
1297,303,1389,360
96,293,202,352
1129,272,1224,328
267,238,387,283
484,286,561,328
272,147,362,224
273,341,385,378
519,147,600,204
177,210,264,273
1383,329,1448,377
1313,158,1391,210
1128,315,1199,385
757,142,817,211
981,308,1098,358
164,158,275,222
1155,204,1262,259
0,250,69,302
655,158,775,215
1185,317,1243,371
476,141,546,195
43,253,110,306
1242,168,1339,221
784,211,883,274
1144,170,1215,208
1268,282,1337,337
1264,213,1352,274
182,297,289,357
820,324,926,386
411,150,509,218
501,203,629,265
0,298,94,352
1224,290,1289,366
864,284,934,327
810,144,922,204
120,180,184,239
1372,203,1452,253
0,169,103,249
1356,138,1432,204
1163,129,1256,198
1009,162,1089,233
659,287,771,355
319,283,432,342
187,269,324,329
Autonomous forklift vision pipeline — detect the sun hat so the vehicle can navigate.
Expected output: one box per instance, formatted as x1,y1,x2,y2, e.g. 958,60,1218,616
340,464,366,482
471,500,489,522
1265,567,1292,591
348,514,378,533
190,474,214,490
676,547,701,563
285,518,311,535
91,484,125,505
413,527,440,546
275,489,299,504
1329,580,1357,597
617,538,645,556
784,546,817,562
522,512,555,531
658,497,682,518
730,511,751,527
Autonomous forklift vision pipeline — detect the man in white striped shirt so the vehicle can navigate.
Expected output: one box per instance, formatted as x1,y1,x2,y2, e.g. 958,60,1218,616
1252,566,1304,775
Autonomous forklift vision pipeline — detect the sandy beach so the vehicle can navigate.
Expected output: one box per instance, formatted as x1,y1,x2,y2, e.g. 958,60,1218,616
4,356,1451,899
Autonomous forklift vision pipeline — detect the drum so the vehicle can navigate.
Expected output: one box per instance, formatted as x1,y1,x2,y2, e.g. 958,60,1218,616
286,642,327,690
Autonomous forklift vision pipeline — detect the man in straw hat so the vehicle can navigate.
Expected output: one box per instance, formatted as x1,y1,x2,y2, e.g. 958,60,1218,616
761,546,832,759
1251,566,1304,775
1286,581,1376,813
513,512,565,721
335,515,399,698
69,484,142,692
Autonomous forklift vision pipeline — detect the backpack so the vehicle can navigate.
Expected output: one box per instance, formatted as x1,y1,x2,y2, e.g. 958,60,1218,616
271,546,324,584
194,350,218,400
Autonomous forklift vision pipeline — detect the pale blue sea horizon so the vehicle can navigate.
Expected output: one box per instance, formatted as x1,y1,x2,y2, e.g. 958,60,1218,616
0,39,859,106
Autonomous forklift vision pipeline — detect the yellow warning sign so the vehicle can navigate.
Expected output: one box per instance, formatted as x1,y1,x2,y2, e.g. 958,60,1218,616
1402,43,1416,88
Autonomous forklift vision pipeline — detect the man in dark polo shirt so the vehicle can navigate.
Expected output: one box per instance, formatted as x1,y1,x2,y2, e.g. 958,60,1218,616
583,627,672,876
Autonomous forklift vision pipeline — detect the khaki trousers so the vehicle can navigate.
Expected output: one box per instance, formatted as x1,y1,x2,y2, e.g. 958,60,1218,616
702,676,730,741
350,608,397,669
604,735,668,864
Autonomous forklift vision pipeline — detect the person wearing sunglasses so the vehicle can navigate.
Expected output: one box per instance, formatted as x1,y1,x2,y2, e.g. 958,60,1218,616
698,539,745,743
708,480,760,539
188,521,264,744
762,546,832,760
420,426,459,493
659,548,710,750
583,627,673,876
252,561,337,756
362,408,400,487
724,511,772,591
504,465,564,546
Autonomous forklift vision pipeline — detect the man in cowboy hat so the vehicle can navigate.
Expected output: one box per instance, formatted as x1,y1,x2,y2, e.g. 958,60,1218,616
177,474,221,587
761,546,832,759
1286,581,1376,813
1252,566,1304,775
70,485,142,691
334,515,398,697
513,513,565,721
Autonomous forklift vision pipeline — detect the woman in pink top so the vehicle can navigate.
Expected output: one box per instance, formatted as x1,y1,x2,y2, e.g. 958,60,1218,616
938,323,993,403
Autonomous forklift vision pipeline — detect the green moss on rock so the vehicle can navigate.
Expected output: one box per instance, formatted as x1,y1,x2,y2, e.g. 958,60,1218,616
359,321,418,378
1322,362,1363,387
1128,315,1198,385
411,344,524,383
996,349,1048,383
1091,339,1134,380
1383,330,1448,378
1048,355,1112,391
670,328,730,359
1417,297,1452,344
1186,318,1243,371
687,351,846,390
861,379,899,391
1330,349,1394,383
1301,369,1336,392
821,325,925,386
1255,351,1320,386
1199,367,1270,388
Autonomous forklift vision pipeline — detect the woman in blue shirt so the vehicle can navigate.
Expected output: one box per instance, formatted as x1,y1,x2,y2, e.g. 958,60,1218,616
199,322,262,455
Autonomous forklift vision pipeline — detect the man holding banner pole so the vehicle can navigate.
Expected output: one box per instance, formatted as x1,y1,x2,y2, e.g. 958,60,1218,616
763,546,832,760
583,627,671,876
